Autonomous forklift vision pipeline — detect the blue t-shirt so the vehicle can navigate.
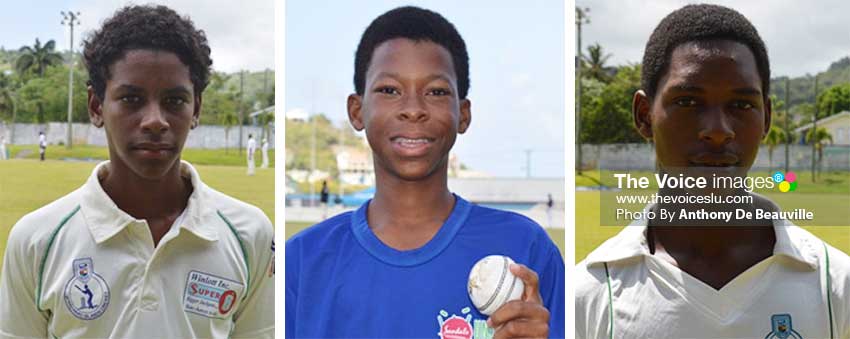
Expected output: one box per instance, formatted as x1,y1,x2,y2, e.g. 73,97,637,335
286,195,565,338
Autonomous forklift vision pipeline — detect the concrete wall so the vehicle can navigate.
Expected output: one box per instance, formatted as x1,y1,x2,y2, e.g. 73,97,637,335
0,122,274,149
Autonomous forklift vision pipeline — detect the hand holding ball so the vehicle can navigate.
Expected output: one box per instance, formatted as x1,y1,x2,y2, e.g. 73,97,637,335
467,255,524,315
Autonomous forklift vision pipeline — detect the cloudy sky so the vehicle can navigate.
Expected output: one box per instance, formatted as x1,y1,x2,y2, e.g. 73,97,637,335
576,0,850,78
1,0,273,73
286,0,566,178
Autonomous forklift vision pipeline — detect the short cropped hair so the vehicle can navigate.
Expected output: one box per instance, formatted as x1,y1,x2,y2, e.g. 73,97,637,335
354,6,470,99
641,4,770,99
83,5,212,99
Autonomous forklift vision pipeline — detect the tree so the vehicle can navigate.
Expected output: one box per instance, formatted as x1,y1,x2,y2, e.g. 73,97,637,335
763,125,794,169
816,83,850,117
15,39,63,79
806,127,833,164
0,72,18,142
582,43,612,83
201,71,238,125
0,72,16,123
580,64,644,143
219,111,239,154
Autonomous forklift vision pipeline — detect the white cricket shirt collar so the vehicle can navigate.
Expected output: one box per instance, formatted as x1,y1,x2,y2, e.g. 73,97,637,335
79,160,219,243
584,202,819,270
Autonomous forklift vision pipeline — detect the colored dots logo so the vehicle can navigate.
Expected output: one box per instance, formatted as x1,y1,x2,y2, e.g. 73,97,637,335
777,171,797,192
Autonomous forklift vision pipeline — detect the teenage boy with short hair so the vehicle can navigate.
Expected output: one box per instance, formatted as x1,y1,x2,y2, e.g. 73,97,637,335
286,6,565,339
575,4,850,338
0,5,274,338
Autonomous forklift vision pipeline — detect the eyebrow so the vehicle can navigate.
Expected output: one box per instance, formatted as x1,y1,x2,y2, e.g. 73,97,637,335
731,87,762,96
372,71,454,85
667,84,762,96
667,84,704,93
162,86,193,95
115,84,144,92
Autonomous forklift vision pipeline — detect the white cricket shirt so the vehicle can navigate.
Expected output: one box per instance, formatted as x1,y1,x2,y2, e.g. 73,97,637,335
247,139,256,160
576,205,850,338
0,161,274,338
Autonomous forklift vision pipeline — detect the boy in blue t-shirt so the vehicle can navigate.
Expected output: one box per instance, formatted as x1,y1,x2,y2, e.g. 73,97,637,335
285,6,565,339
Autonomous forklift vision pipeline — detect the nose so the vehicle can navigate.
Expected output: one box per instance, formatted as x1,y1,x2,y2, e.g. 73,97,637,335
698,108,735,145
397,93,428,123
140,103,169,134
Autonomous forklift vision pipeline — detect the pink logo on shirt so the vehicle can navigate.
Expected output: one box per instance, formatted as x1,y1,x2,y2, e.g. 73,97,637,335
440,316,473,339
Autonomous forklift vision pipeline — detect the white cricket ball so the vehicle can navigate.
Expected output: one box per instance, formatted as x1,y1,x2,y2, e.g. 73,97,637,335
467,255,524,316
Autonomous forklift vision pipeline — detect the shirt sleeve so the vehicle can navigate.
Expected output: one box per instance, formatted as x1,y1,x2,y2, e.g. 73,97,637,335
538,243,565,339
0,221,49,338
285,236,301,339
230,217,275,339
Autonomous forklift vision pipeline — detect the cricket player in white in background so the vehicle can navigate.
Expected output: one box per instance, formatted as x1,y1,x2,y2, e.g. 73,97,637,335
0,5,274,338
246,133,256,176
0,135,7,160
38,131,46,161
261,137,269,169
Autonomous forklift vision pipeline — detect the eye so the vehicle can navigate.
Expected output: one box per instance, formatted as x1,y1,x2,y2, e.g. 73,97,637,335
374,86,400,95
120,95,142,104
427,88,452,96
674,97,697,107
164,97,188,106
732,100,755,110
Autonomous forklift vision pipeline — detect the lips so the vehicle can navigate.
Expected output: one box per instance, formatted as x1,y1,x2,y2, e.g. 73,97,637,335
132,142,175,159
689,152,740,167
389,135,435,157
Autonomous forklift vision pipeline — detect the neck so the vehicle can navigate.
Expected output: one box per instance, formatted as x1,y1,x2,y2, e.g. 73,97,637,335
649,225,775,258
100,160,192,221
366,164,455,250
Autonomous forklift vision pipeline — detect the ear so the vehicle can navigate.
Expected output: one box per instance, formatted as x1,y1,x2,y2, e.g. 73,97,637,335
88,86,104,128
193,94,203,129
458,98,471,134
633,90,653,140
347,94,365,131
762,96,772,137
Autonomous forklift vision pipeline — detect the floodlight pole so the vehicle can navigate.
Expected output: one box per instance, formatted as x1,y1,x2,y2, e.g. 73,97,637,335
811,75,818,182
61,11,80,149
576,7,590,175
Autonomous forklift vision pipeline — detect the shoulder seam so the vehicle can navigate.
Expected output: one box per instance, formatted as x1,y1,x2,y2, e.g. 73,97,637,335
36,205,81,312
217,209,251,302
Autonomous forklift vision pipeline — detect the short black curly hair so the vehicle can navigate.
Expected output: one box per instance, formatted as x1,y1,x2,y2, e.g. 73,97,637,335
354,6,470,99
83,5,212,100
641,4,770,100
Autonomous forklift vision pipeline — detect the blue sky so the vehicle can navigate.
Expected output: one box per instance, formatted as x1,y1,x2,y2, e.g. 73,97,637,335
286,0,566,178
576,0,850,78
0,0,273,73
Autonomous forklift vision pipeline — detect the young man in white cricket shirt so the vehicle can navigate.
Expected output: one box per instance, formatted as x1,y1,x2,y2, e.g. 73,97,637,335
0,5,274,338
246,133,256,176
575,4,850,338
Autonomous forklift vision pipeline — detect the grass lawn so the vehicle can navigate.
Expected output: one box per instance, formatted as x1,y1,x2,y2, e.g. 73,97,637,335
0,158,274,268
285,222,566,258
8,144,275,167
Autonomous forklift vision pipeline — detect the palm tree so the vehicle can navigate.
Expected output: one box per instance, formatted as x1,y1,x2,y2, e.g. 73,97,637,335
763,125,795,169
15,39,63,78
806,127,833,164
0,73,19,142
220,111,239,154
582,43,612,82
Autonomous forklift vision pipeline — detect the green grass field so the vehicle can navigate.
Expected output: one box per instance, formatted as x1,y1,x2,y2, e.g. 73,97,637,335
577,170,850,263
285,222,566,258
8,144,275,167
0,157,274,265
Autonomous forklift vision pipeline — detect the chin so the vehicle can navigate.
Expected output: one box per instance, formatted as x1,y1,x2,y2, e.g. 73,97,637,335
388,162,443,181
127,158,181,181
